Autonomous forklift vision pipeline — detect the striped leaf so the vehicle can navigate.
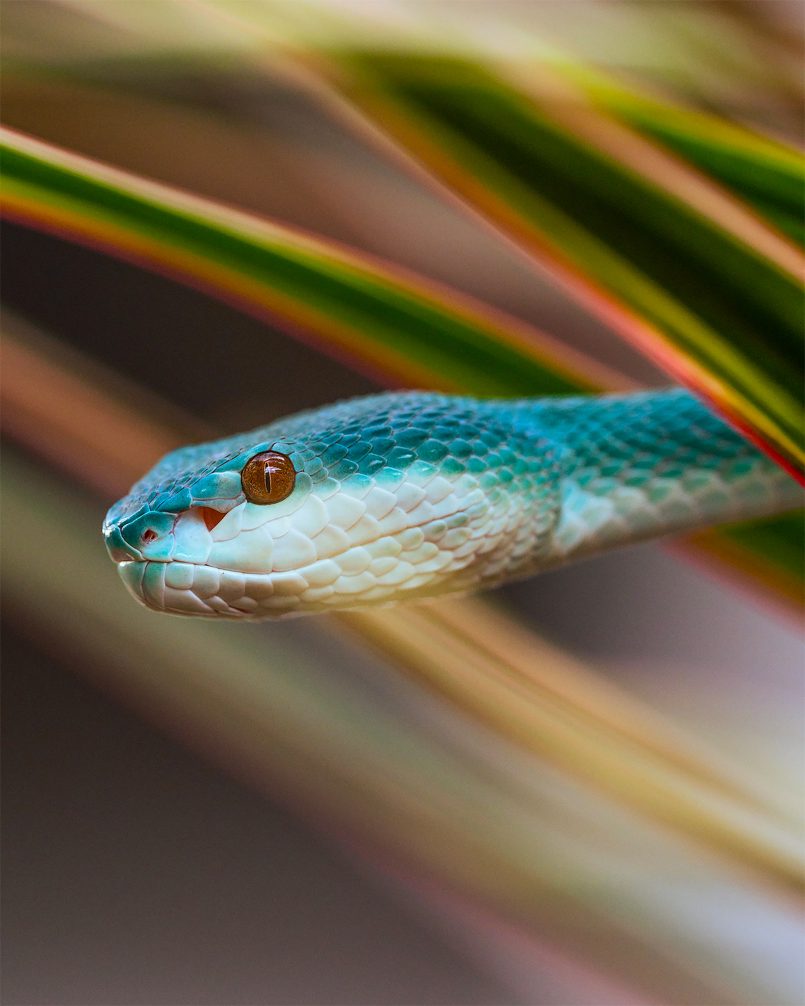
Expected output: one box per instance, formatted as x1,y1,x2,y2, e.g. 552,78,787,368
0,127,609,399
562,65,805,247
311,50,804,479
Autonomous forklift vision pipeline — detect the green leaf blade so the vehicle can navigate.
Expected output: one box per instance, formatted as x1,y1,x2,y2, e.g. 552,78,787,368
319,50,805,476
1,127,603,399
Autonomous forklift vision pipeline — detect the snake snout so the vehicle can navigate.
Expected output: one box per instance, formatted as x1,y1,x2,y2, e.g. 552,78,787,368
104,538,139,563
103,521,141,562
104,510,178,563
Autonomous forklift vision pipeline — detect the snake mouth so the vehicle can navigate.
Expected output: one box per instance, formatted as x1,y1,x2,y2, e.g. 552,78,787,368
116,558,314,619
117,560,227,617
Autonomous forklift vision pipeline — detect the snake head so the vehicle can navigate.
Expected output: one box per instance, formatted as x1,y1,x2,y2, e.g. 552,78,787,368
103,393,561,618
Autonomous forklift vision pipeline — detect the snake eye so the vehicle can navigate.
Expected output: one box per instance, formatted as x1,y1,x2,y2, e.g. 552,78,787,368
241,450,296,505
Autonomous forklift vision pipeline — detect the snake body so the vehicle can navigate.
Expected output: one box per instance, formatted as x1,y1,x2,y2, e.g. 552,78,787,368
103,389,799,618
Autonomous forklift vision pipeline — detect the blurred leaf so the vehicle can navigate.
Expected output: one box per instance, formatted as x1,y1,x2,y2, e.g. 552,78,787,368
685,510,804,605
562,65,805,246
309,50,804,479
0,126,610,398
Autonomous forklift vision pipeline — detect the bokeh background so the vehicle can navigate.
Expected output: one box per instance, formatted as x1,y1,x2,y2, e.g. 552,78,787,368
2,2,803,1004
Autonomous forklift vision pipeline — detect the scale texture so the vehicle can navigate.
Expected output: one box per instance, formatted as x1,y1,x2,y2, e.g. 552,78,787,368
103,389,800,618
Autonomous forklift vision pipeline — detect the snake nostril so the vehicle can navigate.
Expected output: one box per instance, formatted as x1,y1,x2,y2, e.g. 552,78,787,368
141,528,158,545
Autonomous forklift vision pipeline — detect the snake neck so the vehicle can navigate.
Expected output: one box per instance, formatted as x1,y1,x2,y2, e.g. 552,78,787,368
511,389,800,567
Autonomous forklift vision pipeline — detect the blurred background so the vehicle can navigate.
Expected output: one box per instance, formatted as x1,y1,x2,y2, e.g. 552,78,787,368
2,2,803,1004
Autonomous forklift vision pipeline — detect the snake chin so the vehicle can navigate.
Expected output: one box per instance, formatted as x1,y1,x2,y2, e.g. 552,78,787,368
117,559,275,619
115,550,476,620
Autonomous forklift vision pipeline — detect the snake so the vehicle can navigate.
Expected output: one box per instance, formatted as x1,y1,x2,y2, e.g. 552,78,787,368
103,389,800,619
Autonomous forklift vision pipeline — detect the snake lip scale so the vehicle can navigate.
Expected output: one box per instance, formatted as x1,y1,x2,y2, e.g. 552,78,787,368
103,389,801,620
116,501,477,616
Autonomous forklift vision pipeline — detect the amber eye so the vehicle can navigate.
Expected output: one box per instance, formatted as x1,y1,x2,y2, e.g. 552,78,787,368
241,450,296,504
